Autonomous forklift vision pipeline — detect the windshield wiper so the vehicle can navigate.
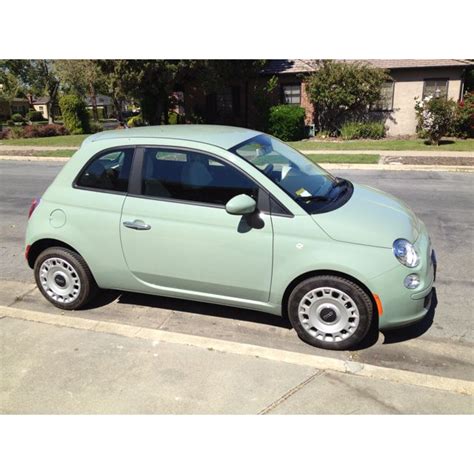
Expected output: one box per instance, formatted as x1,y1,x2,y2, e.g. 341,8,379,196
331,177,347,191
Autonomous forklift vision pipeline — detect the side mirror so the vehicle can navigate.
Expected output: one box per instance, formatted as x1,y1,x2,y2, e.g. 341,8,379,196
225,194,257,215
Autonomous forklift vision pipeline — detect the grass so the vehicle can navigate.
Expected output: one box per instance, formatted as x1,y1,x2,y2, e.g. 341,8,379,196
307,154,379,164
289,138,474,152
0,134,90,147
24,149,77,157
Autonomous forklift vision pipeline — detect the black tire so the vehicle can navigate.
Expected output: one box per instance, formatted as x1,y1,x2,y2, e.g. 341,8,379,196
287,275,374,350
34,246,98,310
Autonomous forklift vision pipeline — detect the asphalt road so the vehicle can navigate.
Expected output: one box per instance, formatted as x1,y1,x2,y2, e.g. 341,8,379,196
1,160,473,381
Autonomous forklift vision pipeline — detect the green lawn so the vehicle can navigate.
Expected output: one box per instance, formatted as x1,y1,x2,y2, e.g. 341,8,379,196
24,149,77,157
0,134,90,147
289,138,474,152
2,132,473,153
307,154,380,164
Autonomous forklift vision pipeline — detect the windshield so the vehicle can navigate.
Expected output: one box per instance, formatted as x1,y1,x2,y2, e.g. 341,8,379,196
230,134,349,213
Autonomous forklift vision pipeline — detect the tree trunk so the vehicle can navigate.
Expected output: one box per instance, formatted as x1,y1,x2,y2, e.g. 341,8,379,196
47,101,54,124
89,83,99,122
163,95,169,125
48,82,59,124
244,80,249,127
113,98,124,123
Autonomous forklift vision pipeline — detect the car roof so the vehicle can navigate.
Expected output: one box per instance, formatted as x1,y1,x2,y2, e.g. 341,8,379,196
82,125,261,150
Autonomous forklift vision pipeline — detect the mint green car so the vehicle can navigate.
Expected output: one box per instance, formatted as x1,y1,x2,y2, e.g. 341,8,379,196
25,125,436,350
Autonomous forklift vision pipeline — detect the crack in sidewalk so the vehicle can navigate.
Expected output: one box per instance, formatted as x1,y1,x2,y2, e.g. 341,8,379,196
7,285,37,308
258,370,324,415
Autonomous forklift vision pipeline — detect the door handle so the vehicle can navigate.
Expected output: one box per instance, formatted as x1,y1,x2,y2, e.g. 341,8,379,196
123,219,151,230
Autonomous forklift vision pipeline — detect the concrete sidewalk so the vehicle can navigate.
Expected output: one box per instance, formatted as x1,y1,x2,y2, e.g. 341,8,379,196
1,315,472,414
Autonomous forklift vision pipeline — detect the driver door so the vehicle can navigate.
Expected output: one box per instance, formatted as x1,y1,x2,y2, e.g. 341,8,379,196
120,147,273,302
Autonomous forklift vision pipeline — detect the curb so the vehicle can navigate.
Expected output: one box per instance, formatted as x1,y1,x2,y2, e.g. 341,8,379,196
2,305,473,396
323,163,474,172
300,149,474,158
0,155,69,162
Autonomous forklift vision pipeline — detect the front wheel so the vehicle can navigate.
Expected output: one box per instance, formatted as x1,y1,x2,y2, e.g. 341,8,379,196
288,275,374,350
34,247,98,310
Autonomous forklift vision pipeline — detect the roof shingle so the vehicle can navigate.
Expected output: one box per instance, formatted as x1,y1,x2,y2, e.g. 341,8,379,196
262,59,472,75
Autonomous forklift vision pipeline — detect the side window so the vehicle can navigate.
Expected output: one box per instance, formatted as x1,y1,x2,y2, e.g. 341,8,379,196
76,148,134,192
142,148,259,206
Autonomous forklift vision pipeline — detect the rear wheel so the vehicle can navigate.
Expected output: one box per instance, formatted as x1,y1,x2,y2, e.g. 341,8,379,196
288,275,374,350
34,247,98,310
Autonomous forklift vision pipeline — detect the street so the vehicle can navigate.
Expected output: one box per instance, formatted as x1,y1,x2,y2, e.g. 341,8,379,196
1,160,473,413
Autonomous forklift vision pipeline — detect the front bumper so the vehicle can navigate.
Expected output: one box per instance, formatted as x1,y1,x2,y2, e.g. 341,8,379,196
370,236,436,331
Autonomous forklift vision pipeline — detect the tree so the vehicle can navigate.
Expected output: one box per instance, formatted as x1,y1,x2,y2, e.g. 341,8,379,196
96,60,199,125
55,60,106,122
94,60,130,123
196,60,267,126
59,94,90,135
1,60,59,123
306,60,389,135
94,60,267,126
0,62,24,101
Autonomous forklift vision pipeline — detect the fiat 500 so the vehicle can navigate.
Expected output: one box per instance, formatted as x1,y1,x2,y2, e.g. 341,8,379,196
25,125,436,350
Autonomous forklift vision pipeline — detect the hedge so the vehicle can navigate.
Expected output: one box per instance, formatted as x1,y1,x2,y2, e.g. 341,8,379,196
268,105,306,141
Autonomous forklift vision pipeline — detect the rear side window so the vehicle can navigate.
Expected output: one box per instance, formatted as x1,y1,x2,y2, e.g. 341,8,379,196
142,148,259,206
76,148,134,192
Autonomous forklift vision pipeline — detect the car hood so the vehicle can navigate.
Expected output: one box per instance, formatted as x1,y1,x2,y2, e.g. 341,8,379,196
312,183,421,248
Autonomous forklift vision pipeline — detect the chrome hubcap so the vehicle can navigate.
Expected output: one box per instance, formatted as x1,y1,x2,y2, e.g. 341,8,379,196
298,287,360,342
39,257,81,303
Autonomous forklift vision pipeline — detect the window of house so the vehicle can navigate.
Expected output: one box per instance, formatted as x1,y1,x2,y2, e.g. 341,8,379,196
372,81,395,111
281,84,301,105
142,148,259,206
423,79,448,99
76,148,134,192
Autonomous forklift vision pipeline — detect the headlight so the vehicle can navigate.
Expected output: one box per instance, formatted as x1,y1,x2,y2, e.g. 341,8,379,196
393,238,420,268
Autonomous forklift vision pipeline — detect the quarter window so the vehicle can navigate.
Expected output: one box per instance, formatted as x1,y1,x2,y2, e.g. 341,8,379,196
281,84,301,105
142,148,259,206
76,148,133,192
423,79,448,99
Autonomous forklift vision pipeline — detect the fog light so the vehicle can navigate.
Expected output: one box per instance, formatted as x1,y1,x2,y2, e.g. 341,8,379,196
404,274,421,289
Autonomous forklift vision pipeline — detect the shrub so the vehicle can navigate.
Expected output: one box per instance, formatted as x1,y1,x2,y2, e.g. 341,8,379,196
27,110,45,122
415,96,456,145
268,105,306,141
59,94,90,135
168,111,180,125
127,115,144,127
4,124,68,139
11,113,25,123
451,92,474,138
8,126,27,139
89,121,104,134
0,129,10,140
340,121,386,140
315,130,332,139
6,119,14,126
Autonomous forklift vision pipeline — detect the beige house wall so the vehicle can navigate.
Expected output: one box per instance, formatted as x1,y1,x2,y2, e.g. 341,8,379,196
33,104,49,120
384,68,464,136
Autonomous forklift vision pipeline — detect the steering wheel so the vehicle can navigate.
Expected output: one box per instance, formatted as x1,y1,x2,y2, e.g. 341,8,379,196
262,163,274,176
